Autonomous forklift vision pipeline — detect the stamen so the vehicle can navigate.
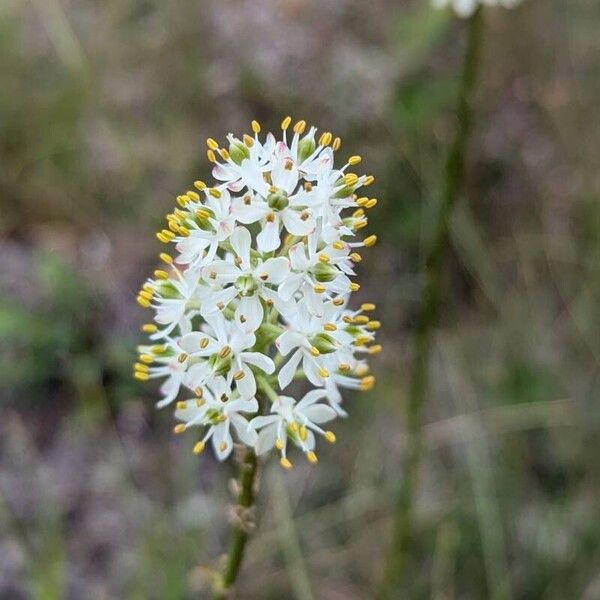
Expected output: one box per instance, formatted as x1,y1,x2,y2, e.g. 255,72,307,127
193,441,205,454
306,451,318,464
251,120,261,133
281,116,292,130
280,457,292,470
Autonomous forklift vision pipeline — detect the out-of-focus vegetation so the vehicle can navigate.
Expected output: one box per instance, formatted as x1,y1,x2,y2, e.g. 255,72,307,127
1,0,599,598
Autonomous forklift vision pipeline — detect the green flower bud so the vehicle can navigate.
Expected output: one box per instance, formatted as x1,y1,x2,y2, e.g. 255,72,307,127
311,261,337,283
229,138,250,165
267,188,290,211
157,281,181,299
235,275,258,296
309,333,338,354
297,132,316,163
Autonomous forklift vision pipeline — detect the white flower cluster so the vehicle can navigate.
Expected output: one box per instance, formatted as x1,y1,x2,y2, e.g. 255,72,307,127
135,117,380,469
433,0,521,18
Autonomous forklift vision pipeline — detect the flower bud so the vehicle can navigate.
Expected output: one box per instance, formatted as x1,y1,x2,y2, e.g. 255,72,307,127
267,189,290,211
311,261,337,283
297,131,316,162
309,333,338,354
229,138,250,165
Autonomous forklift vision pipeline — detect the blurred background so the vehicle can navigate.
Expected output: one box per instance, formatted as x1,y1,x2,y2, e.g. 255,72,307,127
1,0,599,598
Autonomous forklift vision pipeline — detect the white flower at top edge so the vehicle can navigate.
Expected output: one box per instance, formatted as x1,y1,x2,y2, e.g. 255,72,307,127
432,0,522,18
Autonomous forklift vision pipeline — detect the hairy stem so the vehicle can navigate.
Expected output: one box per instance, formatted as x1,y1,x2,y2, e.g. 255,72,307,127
378,9,484,598
214,448,259,599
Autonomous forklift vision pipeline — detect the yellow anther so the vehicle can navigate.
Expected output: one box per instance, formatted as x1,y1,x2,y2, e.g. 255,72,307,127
309,346,320,357
134,363,149,373
139,354,154,364
134,371,149,381
178,226,190,237
219,345,231,359
333,297,345,306
332,241,345,250
139,290,153,301
176,195,189,207
363,175,375,186
242,134,254,147
162,229,176,240
319,131,332,146
349,282,360,292
289,422,299,432
176,401,188,410
167,220,180,233
338,363,351,372
352,208,365,218
280,457,292,470
151,345,166,354
350,252,362,263
159,252,173,264
354,315,369,324
193,441,205,454
356,364,370,377
313,284,326,294
186,190,200,202
304,182,313,191
354,335,370,346
318,367,330,378
366,198,378,208
194,387,204,398
363,235,377,247
207,149,216,163
356,196,369,207
361,303,376,311
196,208,211,220
154,269,169,280
299,425,308,441
196,398,205,407
173,424,186,434
281,116,292,130
194,180,206,190
332,137,341,151
348,155,362,166
325,431,336,444
142,323,158,333
275,438,284,450
344,173,359,185
342,315,353,324
156,232,170,244
251,120,261,133
367,320,381,330
293,119,306,134
209,188,222,198
199,337,209,349
177,352,188,363
233,370,245,381
206,137,219,150
368,344,382,354
306,451,318,464
360,375,376,391
219,441,228,452
324,323,337,332
219,148,230,160
318,253,330,263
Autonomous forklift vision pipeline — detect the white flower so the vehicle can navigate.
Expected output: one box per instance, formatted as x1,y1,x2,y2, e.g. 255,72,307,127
250,390,337,467
174,377,258,460
136,117,381,465
180,312,275,399
200,226,289,331
432,0,522,17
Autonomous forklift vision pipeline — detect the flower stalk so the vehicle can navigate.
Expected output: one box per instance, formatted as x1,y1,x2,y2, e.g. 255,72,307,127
214,448,259,599
378,8,484,598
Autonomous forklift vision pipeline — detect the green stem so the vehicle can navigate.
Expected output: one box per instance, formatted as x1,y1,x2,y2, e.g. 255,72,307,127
378,9,484,599
214,448,259,599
